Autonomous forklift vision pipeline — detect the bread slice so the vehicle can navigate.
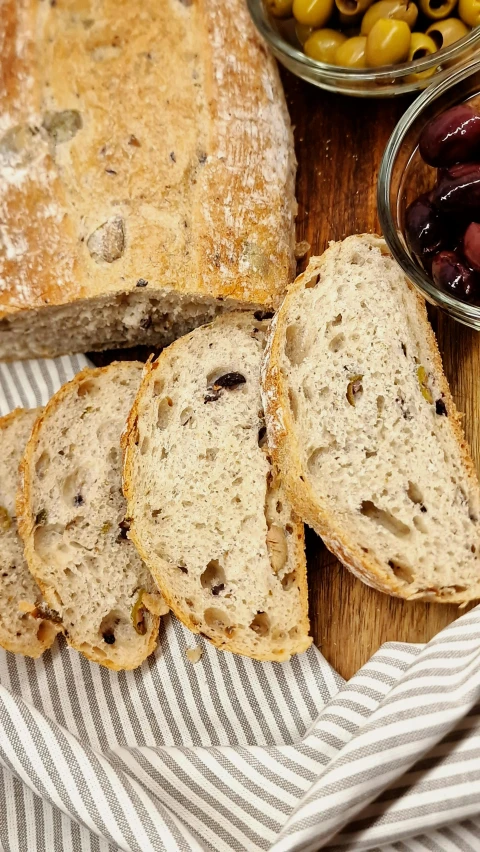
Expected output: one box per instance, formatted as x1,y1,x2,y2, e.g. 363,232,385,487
263,234,480,604
0,0,296,360
122,314,311,661
17,363,168,670
0,408,60,657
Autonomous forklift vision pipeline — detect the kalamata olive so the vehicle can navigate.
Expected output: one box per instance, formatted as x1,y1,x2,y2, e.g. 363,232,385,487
463,222,480,271
431,250,479,301
405,193,444,258
432,163,480,212
419,105,480,167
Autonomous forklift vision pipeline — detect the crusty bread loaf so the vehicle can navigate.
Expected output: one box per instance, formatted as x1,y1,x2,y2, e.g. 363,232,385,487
263,234,480,604
123,314,311,661
0,0,296,360
0,407,60,657
17,363,168,670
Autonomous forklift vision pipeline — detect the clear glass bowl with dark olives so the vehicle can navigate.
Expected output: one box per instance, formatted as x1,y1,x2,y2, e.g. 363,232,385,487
247,0,480,96
378,61,480,328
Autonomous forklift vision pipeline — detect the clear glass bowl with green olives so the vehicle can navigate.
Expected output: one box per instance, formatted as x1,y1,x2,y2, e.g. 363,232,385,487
378,62,480,327
247,0,480,96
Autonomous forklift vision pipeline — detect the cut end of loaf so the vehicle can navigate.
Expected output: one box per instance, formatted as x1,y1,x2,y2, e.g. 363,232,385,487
123,313,311,661
264,234,480,604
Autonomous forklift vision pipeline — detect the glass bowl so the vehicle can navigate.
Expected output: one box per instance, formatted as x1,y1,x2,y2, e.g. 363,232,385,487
378,61,480,329
247,0,480,98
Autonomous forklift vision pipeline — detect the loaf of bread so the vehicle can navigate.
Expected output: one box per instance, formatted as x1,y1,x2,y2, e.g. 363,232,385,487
263,234,480,603
0,408,60,657
123,314,311,661
17,362,168,670
0,0,296,360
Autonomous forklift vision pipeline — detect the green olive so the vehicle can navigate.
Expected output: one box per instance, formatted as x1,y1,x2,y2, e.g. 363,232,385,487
335,0,374,17
426,17,469,47
361,0,418,33
296,21,314,42
304,28,347,60
365,18,411,66
419,0,458,20
293,0,335,26
406,31,437,78
459,0,480,26
334,34,368,65
266,0,294,16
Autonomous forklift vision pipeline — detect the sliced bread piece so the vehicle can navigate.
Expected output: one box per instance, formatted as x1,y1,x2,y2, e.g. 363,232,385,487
122,313,311,661
262,234,480,603
18,363,168,670
0,408,60,657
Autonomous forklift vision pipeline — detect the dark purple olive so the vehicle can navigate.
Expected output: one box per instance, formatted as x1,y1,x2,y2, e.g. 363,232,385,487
431,250,479,302
432,163,480,213
463,222,480,271
419,105,480,168
405,193,444,259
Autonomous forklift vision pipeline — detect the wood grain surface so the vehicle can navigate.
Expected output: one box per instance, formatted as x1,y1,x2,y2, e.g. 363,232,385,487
92,70,479,680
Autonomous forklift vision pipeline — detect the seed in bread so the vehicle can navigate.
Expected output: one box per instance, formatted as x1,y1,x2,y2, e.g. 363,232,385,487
17,363,168,670
0,408,60,657
262,234,480,603
0,0,296,360
122,313,311,661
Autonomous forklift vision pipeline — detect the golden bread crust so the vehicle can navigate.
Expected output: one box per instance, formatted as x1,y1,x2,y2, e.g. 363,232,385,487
0,0,296,340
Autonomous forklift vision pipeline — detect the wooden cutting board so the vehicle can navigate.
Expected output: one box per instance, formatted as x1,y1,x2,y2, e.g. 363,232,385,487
92,71,478,680
282,70,478,679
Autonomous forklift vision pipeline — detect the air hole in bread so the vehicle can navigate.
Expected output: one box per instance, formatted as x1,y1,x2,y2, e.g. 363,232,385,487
157,397,173,429
329,314,342,328
471,544,476,554
365,450,377,459
388,560,414,584
302,379,315,401
276,500,283,514
200,560,226,593
285,324,308,366
376,396,385,420
304,274,319,289
249,612,270,636
289,625,299,637
35,450,50,479
281,571,296,590
360,501,411,537
152,379,164,397
185,598,194,608
204,607,232,633
285,523,294,534
180,406,194,426
329,333,345,353
108,446,119,465
77,379,100,398
401,343,407,357
99,609,122,643
140,435,150,455
288,389,299,419
413,515,428,534
34,524,65,560
36,620,57,645
407,481,424,505
258,425,267,447
62,469,86,505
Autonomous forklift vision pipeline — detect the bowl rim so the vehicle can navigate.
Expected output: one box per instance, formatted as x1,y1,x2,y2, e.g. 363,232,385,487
247,0,480,80
377,60,480,322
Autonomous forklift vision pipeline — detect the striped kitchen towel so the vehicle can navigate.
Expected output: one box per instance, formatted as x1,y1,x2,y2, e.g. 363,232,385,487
1,356,480,852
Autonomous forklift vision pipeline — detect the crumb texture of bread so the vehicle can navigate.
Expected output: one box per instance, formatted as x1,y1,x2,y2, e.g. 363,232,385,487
263,234,480,604
0,0,296,359
18,363,168,670
123,314,311,661
0,408,59,657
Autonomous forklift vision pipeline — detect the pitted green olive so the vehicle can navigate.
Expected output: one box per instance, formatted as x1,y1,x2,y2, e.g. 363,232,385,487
406,31,437,79
458,0,480,26
419,0,459,20
361,0,418,33
426,16,469,46
334,34,368,65
293,0,335,26
335,0,375,16
365,18,411,66
304,28,347,60
266,0,294,16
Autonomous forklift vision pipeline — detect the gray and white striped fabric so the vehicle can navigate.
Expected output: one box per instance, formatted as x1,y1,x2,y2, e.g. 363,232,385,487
1,356,480,852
